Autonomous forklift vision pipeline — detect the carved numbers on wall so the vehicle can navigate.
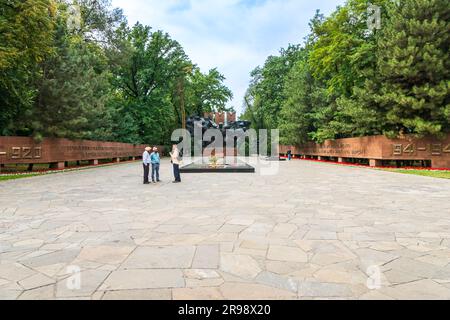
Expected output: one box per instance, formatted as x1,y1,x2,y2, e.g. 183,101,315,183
11,147,42,159
393,144,450,156
393,144,404,156
444,144,450,153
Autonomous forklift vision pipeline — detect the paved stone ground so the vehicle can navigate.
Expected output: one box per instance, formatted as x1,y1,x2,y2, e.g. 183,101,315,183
1,159,450,300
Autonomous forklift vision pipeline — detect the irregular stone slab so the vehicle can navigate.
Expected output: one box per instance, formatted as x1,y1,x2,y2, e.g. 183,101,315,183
192,245,219,269
56,270,110,298
432,264,450,281
219,224,247,233
298,282,353,298
173,287,223,300
227,218,254,226
102,289,171,300
267,246,308,263
220,283,297,300
381,280,450,300
0,288,22,300
0,263,35,281
21,249,81,269
270,224,297,238
352,233,396,241
19,273,55,290
359,290,395,300
383,257,441,279
313,268,353,284
243,223,274,235
76,245,135,265
415,254,450,268
220,254,261,279
265,261,307,276
304,231,337,241
384,269,420,285
356,248,399,271
239,240,268,251
186,278,224,287
18,285,55,300
369,242,404,252
255,272,298,292
101,269,184,290
121,246,195,269
0,279,9,287
13,239,44,248
184,269,221,280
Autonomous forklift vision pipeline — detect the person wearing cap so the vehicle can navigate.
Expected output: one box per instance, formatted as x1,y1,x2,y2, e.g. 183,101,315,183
150,147,161,183
143,147,151,184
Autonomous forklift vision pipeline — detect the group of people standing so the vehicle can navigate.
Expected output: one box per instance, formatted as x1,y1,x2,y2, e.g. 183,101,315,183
142,145,181,184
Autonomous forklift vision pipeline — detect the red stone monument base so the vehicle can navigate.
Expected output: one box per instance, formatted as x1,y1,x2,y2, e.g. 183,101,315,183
281,134,450,169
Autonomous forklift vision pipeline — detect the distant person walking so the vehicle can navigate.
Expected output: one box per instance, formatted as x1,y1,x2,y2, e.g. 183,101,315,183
170,144,181,183
287,150,292,161
151,147,161,183
143,147,151,184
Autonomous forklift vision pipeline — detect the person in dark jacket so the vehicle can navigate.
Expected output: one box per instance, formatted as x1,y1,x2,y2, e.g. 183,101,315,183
287,150,292,161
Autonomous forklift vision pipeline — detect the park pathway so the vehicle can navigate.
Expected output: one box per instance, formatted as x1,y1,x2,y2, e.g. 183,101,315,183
1,159,450,300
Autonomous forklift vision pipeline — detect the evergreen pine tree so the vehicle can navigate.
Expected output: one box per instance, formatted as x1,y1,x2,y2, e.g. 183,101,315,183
368,0,450,136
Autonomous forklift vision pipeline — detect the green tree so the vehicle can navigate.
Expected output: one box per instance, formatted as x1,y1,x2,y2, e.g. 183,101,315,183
362,0,450,137
185,68,233,116
279,55,330,145
31,32,111,140
307,0,388,140
242,45,302,130
110,23,190,144
0,0,56,135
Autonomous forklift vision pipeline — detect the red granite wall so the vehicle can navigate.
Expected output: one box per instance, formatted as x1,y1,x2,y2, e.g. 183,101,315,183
0,137,163,165
280,134,450,169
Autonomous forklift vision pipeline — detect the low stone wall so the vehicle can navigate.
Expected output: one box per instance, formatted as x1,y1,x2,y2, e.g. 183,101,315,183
0,137,162,169
280,134,450,169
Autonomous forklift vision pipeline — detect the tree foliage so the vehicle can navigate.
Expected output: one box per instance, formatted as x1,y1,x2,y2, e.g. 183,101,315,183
0,0,232,144
243,0,449,145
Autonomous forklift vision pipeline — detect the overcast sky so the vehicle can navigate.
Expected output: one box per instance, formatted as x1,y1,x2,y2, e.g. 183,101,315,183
111,0,346,115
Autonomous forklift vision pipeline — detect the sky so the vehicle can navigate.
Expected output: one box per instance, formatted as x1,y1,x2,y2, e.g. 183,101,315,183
111,0,346,115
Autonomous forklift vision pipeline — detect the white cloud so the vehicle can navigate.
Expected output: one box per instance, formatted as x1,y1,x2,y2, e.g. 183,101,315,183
111,0,345,114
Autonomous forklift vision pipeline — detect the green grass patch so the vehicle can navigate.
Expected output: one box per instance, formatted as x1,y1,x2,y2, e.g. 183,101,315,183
0,174,41,182
382,169,450,179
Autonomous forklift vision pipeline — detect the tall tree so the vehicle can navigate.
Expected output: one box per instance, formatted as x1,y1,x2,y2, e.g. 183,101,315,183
307,0,388,140
186,68,233,117
362,0,450,137
110,23,190,144
31,29,111,140
0,0,56,135
242,45,303,130
279,55,330,145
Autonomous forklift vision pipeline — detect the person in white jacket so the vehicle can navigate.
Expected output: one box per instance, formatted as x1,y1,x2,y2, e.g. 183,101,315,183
169,144,181,183
142,147,151,184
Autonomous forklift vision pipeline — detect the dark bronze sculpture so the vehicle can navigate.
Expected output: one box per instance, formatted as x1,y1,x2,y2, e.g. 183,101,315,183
186,116,251,137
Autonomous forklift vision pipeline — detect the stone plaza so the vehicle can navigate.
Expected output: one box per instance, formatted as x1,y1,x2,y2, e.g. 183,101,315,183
0,159,450,300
